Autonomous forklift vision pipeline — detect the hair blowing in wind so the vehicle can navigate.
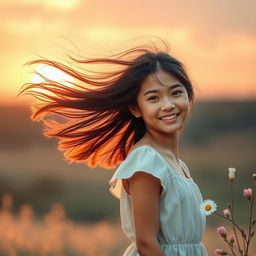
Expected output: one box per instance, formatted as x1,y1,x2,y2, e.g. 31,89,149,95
18,42,194,169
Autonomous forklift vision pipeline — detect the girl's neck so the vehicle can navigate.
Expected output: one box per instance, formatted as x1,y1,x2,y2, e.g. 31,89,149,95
139,131,180,162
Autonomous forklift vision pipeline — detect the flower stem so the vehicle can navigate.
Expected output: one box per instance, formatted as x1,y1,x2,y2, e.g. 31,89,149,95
245,181,256,256
214,211,247,255
224,238,238,256
230,182,243,255
214,212,244,235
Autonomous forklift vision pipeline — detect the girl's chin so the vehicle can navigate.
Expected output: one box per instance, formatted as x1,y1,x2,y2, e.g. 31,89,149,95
144,120,184,135
156,127,182,135
161,123,184,134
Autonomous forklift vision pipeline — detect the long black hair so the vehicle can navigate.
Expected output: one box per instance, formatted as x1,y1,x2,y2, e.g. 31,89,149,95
19,42,194,168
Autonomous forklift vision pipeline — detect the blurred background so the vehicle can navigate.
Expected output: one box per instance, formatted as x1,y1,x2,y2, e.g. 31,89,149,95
0,0,255,255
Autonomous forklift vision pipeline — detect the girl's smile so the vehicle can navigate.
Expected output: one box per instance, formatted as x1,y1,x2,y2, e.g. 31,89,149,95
159,113,179,123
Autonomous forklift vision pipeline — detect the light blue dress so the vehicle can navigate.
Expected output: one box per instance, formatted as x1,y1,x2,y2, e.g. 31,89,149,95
109,145,208,256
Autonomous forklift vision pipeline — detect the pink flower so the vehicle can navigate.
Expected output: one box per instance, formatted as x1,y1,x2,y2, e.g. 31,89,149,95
223,209,231,218
217,226,227,238
215,249,227,255
243,188,253,200
229,234,235,244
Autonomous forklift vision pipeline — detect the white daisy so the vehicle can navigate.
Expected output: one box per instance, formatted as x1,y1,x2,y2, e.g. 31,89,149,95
200,199,217,216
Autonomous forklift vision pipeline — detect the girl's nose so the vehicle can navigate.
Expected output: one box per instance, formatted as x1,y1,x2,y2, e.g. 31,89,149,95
161,99,175,111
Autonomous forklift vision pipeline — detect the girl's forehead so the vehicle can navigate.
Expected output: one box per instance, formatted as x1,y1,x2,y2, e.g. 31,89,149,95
140,71,182,91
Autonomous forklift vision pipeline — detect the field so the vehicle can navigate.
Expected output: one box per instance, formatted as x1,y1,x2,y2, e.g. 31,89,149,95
1,194,255,256
0,101,255,255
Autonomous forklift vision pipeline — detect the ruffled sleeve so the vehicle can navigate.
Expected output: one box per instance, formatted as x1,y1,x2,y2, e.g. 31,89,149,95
108,146,169,199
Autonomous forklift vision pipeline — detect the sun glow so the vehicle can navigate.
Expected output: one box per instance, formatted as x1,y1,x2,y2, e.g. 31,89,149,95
30,64,75,100
31,64,74,85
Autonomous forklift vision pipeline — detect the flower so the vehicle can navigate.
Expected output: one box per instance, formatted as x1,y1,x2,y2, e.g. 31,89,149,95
217,226,227,238
223,209,231,218
243,188,253,201
200,199,217,216
215,249,227,255
228,167,236,182
212,169,255,255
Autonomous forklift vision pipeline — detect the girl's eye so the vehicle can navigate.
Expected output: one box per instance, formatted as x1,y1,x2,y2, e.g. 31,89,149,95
173,90,183,96
147,96,159,101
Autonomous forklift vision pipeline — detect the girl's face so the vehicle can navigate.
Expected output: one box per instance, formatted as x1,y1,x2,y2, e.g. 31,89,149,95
132,70,192,136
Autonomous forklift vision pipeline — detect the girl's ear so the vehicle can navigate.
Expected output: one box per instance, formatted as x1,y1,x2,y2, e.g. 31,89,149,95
129,106,142,118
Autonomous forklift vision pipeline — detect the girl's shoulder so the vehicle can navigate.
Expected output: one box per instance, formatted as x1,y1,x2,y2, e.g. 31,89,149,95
109,144,169,199
129,145,191,179
127,143,156,154
125,144,165,165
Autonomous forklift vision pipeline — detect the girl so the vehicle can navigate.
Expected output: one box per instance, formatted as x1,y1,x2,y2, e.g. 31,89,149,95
19,41,208,256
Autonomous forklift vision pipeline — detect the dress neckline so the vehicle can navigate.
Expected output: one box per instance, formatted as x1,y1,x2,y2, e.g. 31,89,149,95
129,144,193,182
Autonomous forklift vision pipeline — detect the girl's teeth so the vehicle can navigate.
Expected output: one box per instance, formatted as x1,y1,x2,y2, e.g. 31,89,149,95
161,115,177,120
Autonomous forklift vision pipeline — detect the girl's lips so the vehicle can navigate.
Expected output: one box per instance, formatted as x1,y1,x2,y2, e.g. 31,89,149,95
159,113,179,120
159,113,179,123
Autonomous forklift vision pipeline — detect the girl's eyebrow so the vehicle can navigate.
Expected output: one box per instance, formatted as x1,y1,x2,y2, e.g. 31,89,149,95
143,83,183,96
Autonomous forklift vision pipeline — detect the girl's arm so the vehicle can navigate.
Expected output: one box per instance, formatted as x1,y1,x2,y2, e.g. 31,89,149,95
127,171,165,256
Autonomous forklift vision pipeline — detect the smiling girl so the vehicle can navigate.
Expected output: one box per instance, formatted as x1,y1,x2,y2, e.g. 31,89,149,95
20,42,208,256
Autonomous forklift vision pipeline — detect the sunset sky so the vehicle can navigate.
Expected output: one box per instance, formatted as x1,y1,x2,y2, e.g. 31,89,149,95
1,0,256,104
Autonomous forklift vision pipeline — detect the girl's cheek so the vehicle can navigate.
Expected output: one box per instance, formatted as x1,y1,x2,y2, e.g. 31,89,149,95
178,96,190,106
